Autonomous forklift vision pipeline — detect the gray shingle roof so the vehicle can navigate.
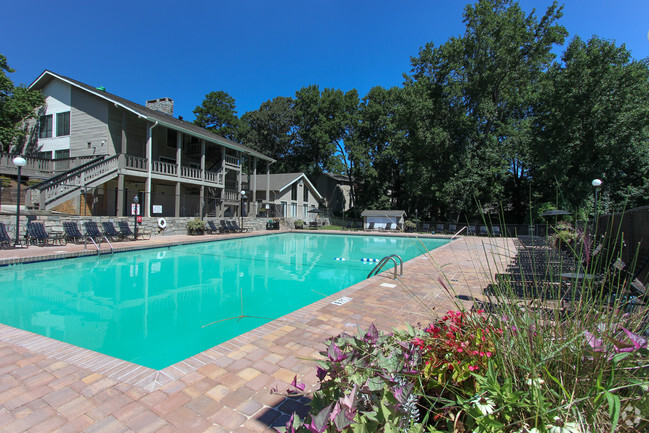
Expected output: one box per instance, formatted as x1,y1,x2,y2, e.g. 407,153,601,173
250,172,323,201
360,210,407,217
30,70,275,163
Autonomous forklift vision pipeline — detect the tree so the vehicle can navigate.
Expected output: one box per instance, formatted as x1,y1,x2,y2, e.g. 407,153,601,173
405,0,567,221
354,86,406,211
0,54,44,152
193,90,240,141
292,85,359,176
531,36,649,212
239,96,297,173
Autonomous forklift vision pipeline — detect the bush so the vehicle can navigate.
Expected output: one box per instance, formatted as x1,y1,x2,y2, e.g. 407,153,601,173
186,218,205,235
295,220,305,229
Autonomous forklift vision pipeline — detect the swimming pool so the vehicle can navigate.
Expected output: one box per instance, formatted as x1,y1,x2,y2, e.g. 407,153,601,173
0,232,449,369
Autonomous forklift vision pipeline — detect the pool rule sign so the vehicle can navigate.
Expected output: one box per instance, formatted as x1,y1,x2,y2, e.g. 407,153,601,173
131,203,140,216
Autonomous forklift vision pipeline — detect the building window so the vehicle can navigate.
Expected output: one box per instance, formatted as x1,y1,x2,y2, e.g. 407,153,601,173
303,204,308,218
291,184,297,201
303,184,308,202
39,115,53,138
54,149,70,159
291,203,297,217
281,201,287,217
56,112,70,136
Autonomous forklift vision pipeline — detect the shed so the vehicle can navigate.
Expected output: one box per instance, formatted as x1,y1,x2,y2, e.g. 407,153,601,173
360,210,407,230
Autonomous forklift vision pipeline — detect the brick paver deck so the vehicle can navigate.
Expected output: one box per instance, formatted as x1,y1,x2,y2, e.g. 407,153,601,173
0,230,514,432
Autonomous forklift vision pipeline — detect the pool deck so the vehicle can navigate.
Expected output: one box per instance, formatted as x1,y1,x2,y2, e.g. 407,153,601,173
0,230,514,432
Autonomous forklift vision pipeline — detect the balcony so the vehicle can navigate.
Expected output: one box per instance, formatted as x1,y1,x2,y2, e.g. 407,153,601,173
123,155,225,187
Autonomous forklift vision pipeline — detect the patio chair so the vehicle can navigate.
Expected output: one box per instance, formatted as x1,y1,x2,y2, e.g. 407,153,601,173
228,220,250,233
63,221,86,244
205,220,221,234
26,221,66,246
384,222,395,231
102,222,125,241
365,222,375,231
435,223,444,234
220,220,233,233
0,222,13,248
118,221,151,240
84,221,108,243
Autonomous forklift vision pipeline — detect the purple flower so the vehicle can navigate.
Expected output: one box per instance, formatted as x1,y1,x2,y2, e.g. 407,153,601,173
327,343,348,362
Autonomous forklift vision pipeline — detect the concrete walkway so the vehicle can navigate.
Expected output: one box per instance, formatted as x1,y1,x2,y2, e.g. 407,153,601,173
0,231,513,432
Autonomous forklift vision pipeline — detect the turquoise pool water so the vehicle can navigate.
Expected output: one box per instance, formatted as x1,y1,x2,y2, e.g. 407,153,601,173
0,233,448,369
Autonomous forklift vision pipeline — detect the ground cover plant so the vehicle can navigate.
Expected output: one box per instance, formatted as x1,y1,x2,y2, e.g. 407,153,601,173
275,219,649,432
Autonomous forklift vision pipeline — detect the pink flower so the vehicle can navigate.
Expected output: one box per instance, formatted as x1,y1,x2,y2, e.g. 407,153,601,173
468,365,479,371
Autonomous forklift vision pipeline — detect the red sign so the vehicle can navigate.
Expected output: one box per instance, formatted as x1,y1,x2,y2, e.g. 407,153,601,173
136,216,142,223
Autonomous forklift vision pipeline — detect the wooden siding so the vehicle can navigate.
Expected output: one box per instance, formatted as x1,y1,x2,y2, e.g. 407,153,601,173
107,105,122,155
70,87,109,157
124,112,147,157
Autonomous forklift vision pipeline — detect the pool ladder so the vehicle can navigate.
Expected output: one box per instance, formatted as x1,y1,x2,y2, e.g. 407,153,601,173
367,254,403,280
84,235,114,255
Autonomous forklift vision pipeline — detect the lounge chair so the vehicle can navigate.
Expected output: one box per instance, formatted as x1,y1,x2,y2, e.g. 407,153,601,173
84,221,107,243
205,220,221,234
228,220,249,233
26,221,66,246
102,222,125,241
435,223,444,233
0,222,13,248
384,222,395,231
365,222,375,231
220,220,232,233
118,221,151,240
63,221,86,243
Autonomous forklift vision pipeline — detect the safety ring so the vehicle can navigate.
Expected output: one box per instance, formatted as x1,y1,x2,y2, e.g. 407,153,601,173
157,217,167,230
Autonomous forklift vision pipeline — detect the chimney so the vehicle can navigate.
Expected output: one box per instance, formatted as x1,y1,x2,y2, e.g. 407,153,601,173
146,97,174,116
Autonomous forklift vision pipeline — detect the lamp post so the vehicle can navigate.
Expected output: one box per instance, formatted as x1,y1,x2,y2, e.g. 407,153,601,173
133,195,139,239
592,178,602,238
240,190,246,227
12,156,27,247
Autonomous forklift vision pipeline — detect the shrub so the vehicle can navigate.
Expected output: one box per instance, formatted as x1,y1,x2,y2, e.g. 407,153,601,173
186,218,205,234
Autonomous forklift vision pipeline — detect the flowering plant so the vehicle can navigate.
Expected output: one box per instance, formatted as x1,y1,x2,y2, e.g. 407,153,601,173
416,310,500,398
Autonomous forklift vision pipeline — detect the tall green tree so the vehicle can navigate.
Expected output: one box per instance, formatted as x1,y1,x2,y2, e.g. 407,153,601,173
355,86,406,211
193,90,240,141
292,85,359,176
532,36,649,212
239,96,297,173
0,54,44,152
405,0,567,221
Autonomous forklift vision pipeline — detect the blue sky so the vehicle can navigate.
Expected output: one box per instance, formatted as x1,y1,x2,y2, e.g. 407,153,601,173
2,0,648,120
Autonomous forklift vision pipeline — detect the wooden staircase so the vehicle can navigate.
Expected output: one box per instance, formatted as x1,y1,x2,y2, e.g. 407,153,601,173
26,156,120,210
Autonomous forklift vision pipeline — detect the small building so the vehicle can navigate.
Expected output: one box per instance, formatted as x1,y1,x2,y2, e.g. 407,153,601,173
249,173,323,220
310,172,353,214
360,210,406,230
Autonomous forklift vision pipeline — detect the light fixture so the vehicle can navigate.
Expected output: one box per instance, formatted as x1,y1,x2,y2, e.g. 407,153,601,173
12,156,27,247
592,179,602,187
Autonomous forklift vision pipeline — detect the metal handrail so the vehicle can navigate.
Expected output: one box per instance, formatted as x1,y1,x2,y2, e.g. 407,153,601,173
84,236,100,254
367,254,403,280
452,226,467,239
83,235,113,255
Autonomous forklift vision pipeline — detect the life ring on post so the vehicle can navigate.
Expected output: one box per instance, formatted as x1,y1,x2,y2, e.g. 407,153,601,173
157,217,167,230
